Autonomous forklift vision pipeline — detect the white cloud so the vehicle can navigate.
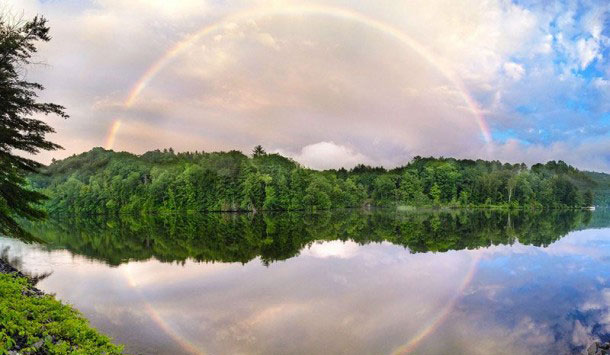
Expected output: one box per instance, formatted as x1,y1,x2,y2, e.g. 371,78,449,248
503,62,525,81
581,4,609,40
576,37,601,69
489,136,610,173
286,142,372,170
255,32,279,50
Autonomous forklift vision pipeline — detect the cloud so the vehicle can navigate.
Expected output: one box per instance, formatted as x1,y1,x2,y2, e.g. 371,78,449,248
283,142,372,170
3,0,608,171
503,62,525,81
576,37,601,70
303,240,361,259
96,0,210,19
488,136,610,172
255,32,280,50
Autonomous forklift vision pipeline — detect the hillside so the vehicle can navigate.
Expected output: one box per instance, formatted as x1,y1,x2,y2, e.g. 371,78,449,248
28,147,601,216
583,171,610,207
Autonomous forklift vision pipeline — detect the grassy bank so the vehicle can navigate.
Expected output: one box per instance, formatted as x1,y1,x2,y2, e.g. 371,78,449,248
0,264,123,354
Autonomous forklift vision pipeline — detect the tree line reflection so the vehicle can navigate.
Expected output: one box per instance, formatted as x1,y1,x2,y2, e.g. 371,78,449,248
21,209,604,266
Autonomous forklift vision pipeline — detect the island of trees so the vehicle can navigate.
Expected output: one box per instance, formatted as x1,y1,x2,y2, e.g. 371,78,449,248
28,145,602,216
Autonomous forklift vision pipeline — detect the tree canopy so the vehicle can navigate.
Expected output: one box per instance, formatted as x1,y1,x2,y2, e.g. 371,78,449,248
27,146,602,217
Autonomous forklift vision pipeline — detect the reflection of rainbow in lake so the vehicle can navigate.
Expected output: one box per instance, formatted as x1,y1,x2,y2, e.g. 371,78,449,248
392,251,482,354
123,264,206,355
123,248,481,355
104,4,493,150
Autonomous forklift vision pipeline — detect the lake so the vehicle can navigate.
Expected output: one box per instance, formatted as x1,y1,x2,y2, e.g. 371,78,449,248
2,209,610,354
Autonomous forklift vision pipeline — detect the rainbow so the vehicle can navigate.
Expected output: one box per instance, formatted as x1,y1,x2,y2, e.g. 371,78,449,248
104,120,122,150
109,7,490,350
122,251,482,355
103,4,493,150
123,264,206,355
391,251,482,354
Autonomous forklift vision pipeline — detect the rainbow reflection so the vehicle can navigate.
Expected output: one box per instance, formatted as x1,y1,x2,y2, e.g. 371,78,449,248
392,251,482,354
123,264,206,355
122,249,481,354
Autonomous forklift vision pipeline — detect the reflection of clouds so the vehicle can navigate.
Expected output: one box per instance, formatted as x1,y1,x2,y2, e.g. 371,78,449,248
579,288,610,334
572,320,596,347
134,244,478,354
7,225,610,353
540,229,610,262
469,284,504,301
121,260,236,288
0,237,186,354
302,240,360,259
11,238,478,354
450,228,610,354
241,303,310,327
442,315,558,355
511,317,555,346
473,228,610,263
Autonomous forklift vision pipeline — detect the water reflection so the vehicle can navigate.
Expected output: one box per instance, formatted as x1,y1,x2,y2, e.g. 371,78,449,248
2,210,610,354
21,209,595,265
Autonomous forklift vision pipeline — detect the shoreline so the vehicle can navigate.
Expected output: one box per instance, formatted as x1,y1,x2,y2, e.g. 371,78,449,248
0,257,124,354
39,204,599,220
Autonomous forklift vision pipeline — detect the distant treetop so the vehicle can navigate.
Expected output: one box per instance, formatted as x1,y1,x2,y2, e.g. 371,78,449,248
252,145,266,158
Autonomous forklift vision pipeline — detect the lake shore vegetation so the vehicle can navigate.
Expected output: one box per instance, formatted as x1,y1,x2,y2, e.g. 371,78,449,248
0,257,123,354
28,146,605,216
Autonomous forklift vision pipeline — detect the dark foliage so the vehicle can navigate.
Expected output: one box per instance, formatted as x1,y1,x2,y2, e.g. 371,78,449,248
0,15,67,237
20,209,596,266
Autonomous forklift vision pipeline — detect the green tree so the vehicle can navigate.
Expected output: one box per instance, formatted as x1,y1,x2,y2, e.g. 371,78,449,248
514,173,534,206
372,175,397,205
507,174,518,204
288,168,309,210
553,176,579,207
243,171,271,211
303,175,332,210
0,16,67,237
583,190,594,207
399,170,426,205
252,145,266,158
344,177,367,207
458,190,470,206
430,184,441,206
434,163,460,202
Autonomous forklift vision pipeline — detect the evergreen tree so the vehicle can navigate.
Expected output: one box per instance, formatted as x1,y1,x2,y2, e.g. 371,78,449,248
252,145,266,158
1,15,66,237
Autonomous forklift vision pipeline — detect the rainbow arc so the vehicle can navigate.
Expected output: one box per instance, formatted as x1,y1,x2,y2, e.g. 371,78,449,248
114,6,487,353
104,4,492,150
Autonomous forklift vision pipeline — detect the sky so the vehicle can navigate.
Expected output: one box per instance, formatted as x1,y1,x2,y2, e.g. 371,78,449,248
4,0,610,171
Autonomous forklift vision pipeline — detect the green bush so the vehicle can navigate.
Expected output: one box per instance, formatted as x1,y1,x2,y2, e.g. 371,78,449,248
0,273,123,354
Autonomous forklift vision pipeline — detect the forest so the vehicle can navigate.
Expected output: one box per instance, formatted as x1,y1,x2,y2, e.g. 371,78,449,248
26,146,604,216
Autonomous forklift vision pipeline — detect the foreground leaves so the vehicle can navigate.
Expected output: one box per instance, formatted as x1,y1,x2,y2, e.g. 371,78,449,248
0,273,123,354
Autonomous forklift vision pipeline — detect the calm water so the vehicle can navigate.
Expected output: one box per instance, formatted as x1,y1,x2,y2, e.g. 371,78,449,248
3,210,610,354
